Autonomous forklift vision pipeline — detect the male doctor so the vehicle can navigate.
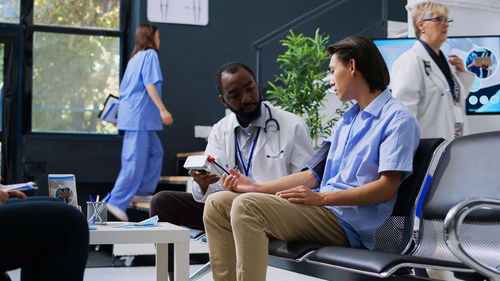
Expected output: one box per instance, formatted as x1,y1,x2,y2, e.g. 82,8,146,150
150,61,314,280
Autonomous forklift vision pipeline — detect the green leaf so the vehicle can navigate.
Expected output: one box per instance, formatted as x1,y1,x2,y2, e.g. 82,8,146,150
267,28,354,148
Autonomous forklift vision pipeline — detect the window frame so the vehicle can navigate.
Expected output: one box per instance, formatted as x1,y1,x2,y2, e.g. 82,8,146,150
20,0,130,135
0,0,131,183
0,26,21,183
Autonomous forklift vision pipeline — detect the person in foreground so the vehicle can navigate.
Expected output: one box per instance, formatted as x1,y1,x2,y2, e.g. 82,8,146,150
150,61,314,280
203,35,420,281
0,189,89,281
391,1,474,139
107,22,173,222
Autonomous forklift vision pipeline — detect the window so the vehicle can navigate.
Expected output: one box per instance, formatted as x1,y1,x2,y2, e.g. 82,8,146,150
34,0,120,30
0,1,127,183
0,0,20,24
30,0,121,133
32,32,119,133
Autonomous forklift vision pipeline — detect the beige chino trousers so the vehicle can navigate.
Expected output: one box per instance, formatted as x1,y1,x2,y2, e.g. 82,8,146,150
203,191,350,281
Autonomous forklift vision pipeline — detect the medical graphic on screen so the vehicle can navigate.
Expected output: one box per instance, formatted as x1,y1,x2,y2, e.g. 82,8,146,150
374,36,500,115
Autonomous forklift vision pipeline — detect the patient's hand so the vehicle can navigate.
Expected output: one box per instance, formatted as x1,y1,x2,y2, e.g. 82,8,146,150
276,186,325,206
221,168,257,193
0,189,27,206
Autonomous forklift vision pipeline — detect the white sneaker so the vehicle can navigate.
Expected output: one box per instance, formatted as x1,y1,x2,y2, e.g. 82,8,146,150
107,203,129,222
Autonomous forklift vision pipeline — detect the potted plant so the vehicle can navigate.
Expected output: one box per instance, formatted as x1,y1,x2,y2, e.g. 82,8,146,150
267,29,351,148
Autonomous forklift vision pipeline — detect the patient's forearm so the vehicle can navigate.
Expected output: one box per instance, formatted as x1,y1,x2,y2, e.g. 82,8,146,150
256,170,318,194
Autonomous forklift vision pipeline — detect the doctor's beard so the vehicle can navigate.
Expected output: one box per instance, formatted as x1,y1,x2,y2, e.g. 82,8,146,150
226,98,262,123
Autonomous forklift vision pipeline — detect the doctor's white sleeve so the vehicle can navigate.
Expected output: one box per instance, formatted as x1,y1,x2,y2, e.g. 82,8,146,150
191,124,228,203
391,55,423,118
288,117,315,173
455,70,475,102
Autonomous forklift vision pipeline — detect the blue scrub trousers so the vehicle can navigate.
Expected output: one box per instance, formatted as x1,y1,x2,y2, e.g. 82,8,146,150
109,130,163,211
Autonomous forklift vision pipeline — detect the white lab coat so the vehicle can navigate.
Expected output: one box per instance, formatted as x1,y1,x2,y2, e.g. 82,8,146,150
192,102,314,203
391,40,475,140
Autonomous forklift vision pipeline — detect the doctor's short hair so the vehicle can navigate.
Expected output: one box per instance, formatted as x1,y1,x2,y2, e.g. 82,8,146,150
412,2,449,38
215,62,256,95
327,35,390,93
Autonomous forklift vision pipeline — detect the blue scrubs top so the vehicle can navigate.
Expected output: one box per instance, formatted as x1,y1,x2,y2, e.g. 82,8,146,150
319,89,419,249
118,49,163,131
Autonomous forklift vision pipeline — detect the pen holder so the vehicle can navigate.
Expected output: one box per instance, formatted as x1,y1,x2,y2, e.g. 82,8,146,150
87,201,107,225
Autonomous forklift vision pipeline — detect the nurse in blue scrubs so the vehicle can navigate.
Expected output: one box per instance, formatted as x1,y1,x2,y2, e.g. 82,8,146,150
108,23,173,221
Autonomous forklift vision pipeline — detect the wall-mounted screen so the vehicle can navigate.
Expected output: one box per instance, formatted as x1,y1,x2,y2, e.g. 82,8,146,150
374,36,500,115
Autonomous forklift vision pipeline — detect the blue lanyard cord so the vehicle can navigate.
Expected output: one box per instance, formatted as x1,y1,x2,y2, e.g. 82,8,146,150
235,128,261,177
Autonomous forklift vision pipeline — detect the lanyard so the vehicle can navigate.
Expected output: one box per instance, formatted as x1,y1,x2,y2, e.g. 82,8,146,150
235,128,260,177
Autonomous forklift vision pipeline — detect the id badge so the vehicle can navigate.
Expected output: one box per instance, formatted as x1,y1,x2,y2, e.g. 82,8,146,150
454,105,464,124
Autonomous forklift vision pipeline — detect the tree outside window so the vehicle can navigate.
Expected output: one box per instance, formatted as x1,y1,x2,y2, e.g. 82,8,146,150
31,0,121,133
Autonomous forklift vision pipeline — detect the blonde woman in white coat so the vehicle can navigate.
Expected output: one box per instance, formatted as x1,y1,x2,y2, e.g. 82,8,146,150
391,2,475,140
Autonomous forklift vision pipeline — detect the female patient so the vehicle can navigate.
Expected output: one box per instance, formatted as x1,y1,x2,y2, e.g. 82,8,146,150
0,189,88,281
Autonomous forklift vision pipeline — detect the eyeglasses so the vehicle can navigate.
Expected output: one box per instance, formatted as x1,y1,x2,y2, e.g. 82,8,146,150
423,16,454,25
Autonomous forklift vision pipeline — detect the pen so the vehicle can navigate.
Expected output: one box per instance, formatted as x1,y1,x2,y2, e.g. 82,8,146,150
94,193,112,221
207,156,230,175
89,195,98,224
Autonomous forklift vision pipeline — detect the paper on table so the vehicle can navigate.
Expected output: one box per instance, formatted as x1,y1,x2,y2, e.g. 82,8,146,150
0,182,38,192
115,215,159,228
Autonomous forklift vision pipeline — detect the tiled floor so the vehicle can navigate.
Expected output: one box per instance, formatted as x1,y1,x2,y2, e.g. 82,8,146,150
8,264,327,281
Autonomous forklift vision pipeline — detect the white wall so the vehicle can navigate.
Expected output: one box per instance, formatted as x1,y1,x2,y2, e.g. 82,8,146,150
405,0,500,134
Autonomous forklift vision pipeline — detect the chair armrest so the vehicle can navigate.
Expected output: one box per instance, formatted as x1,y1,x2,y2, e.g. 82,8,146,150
444,197,500,280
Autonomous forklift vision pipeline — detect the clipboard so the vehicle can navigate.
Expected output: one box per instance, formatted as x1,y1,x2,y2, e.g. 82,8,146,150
474,57,492,67
98,94,119,123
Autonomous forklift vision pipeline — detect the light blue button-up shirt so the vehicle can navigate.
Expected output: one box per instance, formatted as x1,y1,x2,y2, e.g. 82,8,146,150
320,89,419,249
118,49,163,131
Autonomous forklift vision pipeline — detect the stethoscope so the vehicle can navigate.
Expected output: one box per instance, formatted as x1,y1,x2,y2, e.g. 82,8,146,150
422,59,459,101
234,103,283,176
423,60,431,76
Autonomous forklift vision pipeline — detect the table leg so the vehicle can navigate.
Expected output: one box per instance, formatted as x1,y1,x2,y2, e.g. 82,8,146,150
156,243,169,281
173,242,190,281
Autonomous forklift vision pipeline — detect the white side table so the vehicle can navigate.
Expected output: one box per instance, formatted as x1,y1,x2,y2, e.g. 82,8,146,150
89,222,190,281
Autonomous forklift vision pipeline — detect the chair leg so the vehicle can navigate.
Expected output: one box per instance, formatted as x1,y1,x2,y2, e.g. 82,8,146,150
189,261,211,281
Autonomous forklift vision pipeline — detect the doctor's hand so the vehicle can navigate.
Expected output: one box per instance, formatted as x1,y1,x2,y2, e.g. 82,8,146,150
160,110,173,126
221,168,257,193
448,55,466,73
276,186,325,206
189,170,219,194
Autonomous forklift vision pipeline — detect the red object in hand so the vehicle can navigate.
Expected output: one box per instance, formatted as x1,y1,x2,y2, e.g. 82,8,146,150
207,156,215,162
